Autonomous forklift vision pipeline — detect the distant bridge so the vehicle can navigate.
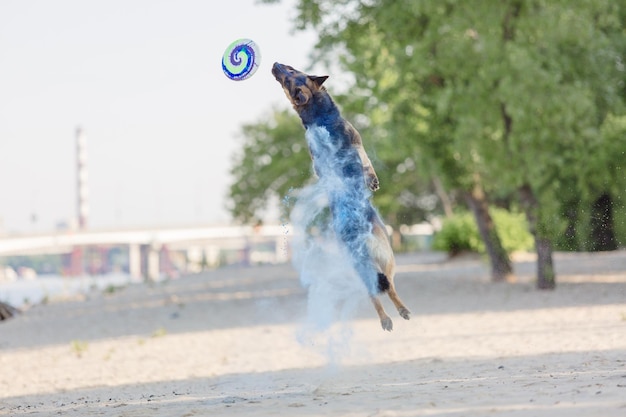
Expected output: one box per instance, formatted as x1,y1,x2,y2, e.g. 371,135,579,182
0,224,291,279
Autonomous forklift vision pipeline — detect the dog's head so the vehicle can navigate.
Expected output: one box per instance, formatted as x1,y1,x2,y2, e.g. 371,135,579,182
271,62,329,108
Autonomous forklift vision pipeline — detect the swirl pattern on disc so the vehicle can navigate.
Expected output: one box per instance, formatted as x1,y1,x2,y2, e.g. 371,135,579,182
222,39,261,81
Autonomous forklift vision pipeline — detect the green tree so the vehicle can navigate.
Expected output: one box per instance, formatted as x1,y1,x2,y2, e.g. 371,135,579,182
229,90,448,231
227,109,311,223
265,0,626,289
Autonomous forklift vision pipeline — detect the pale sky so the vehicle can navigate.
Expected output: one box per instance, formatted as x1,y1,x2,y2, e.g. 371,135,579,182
0,0,318,234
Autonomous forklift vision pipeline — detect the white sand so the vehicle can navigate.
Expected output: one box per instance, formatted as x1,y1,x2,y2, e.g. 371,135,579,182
1,251,625,416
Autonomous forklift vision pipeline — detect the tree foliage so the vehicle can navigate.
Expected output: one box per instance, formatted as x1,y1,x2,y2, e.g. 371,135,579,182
230,0,626,286
227,109,311,223
289,0,625,223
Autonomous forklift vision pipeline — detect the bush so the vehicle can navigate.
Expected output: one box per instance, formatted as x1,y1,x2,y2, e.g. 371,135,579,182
432,208,534,255
432,212,480,255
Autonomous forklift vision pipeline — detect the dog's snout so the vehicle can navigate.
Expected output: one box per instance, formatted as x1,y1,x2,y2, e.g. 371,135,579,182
271,62,285,77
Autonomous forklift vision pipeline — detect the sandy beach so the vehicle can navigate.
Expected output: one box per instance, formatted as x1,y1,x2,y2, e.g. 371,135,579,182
1,250,625,416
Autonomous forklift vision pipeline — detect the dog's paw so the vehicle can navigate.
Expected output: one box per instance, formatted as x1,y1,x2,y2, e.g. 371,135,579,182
368,176,380,192
381,317,393,331
398,307,411,320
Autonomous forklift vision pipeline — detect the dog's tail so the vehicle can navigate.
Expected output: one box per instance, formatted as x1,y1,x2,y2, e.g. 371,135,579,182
377,272,390,293
351,255,387,296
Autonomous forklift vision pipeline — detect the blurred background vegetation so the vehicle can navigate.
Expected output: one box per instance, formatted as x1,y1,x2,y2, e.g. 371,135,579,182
228,0,625,288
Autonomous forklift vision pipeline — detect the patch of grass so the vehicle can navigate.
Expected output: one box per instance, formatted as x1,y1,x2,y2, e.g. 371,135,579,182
103,347,115,361
151,327,167,338
104,284,126,295
70,340,89,357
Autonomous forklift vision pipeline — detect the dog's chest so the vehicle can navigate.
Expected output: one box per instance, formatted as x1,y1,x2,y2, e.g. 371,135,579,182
305,124,362,180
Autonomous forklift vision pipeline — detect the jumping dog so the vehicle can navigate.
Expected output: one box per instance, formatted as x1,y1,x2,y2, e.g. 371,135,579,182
272,62,410,331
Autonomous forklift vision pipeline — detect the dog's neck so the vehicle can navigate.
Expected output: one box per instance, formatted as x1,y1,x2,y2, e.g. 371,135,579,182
295,92,341,129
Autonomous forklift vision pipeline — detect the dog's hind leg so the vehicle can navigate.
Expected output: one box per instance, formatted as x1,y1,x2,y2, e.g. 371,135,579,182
382,259,411,320
371,296,393,331
386,283,411,320
368,216,411,324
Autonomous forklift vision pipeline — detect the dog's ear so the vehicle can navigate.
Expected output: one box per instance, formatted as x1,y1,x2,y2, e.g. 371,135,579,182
310,75,329,87
294,92,308,105
294,89,311,106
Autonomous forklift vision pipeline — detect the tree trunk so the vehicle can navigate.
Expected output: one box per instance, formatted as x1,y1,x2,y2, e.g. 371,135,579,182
465,182,513,282
535,236,555,290
561,198,580,251
433,175,454,218
589,192,617,251
519,184,555,289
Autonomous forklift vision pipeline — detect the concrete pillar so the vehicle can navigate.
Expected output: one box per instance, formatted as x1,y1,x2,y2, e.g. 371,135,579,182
147,244,160,281
99,246,109,274
205,245,220,268
159,245,175,278
128,244,141,279
69,246,83,277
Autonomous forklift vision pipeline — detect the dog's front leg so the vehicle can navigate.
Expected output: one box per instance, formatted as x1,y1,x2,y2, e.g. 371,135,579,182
345,122,380,191
361,156,380,192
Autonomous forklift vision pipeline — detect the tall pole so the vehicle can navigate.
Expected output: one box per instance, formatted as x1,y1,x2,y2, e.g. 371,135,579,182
76,126,89,230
